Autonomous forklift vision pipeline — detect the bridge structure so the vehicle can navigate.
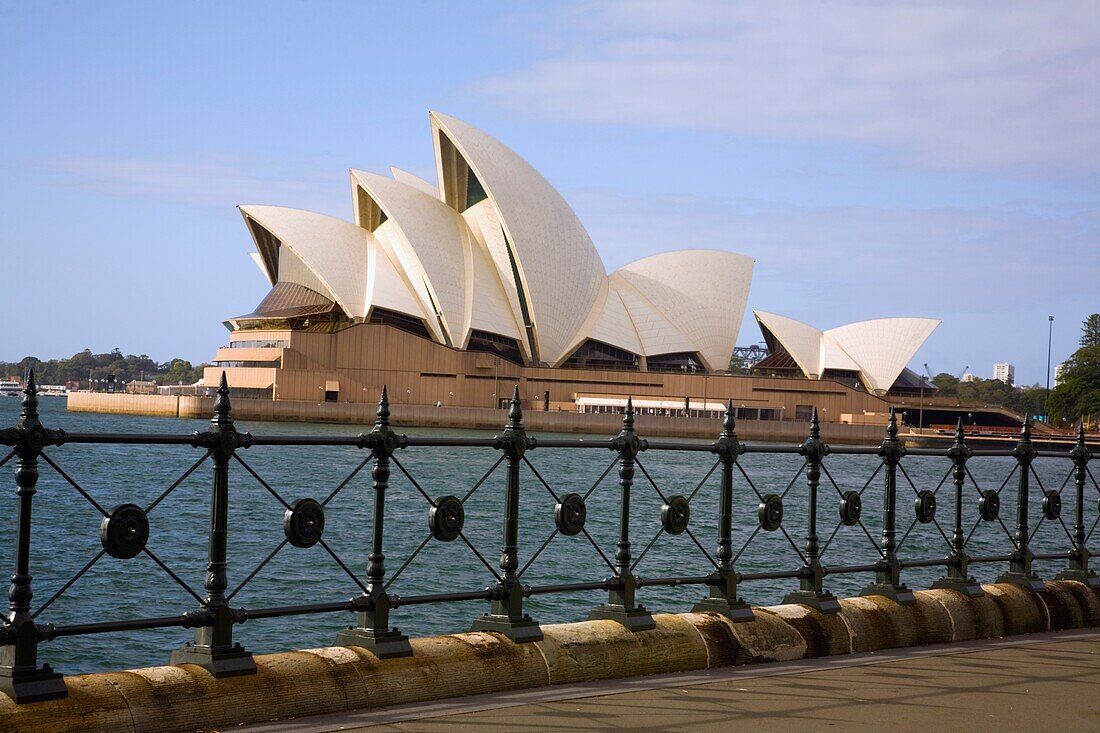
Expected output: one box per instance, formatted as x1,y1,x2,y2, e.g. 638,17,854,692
1,370,1099,732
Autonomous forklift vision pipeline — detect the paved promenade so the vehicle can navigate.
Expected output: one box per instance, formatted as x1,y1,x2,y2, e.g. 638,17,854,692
240,629,1100,733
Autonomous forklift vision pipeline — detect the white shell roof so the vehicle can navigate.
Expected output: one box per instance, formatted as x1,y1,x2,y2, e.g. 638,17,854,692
240,205,369,318
825,318,941,394
234,112,776,374
390,167,438,197
430,111,605,364
613,250,754,371
754,310,940,393
754,311,824,377
239,204,425,323
350,170,468,344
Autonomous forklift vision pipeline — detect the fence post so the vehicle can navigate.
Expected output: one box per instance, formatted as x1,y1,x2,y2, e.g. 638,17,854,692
783,408,840,613
1056,423,1098,588
933,419,984,596
590,397,656,630
170,373,256,676
0,371,67,702
996,420,1045,590
862,408,915,603
693,400,753,621
471,386,542,641
336,386,413,656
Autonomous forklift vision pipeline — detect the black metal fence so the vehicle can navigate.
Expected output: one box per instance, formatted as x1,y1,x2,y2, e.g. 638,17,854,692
1,370,1097,703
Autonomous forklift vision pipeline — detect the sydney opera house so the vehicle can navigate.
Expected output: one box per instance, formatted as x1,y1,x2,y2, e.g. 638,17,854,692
205,112,937,422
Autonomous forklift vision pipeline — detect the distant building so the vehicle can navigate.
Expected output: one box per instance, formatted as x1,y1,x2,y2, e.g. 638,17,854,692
993,362,1015,385
1054,362,1067,387
126,380,158,395
961,373,976,383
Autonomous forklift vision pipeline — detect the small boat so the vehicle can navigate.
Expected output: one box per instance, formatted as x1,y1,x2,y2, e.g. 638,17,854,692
0,381,22,397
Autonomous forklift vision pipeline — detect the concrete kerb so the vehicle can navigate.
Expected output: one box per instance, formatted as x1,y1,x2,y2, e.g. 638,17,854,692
1,581,1097,733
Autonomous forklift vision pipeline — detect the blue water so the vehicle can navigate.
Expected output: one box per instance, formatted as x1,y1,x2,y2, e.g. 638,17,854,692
0,397,1088,674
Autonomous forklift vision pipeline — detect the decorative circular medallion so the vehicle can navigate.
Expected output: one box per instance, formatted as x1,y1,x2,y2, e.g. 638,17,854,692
283,498,325,548
839,490,862,526
100,503,149,559
555,493,587,536
429,495,464,542
661,496,691,535
1042,491,1062,521
979,490,1000,522
914,490,937,524
758,494,783,532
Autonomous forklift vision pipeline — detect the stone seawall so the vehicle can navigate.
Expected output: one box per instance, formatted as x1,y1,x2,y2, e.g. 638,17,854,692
66,393,886,444
3,581,1097,733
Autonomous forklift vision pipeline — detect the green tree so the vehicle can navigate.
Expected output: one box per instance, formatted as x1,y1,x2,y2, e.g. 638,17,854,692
1049,342,1100,427
1081,313,1100,349
932,372,959,396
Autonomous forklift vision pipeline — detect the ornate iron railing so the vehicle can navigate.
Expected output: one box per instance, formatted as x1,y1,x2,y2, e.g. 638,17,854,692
1,370,1096,703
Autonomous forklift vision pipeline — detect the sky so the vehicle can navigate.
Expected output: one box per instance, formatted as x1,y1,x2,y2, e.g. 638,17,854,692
1,1,1098,386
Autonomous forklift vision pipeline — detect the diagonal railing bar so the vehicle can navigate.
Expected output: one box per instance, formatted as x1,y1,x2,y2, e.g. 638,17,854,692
895,463,952,552
1086,511,1100,544
963,464,1019,548
390,455,438,505
521,455,563,502
628,526,666,572
233,454,292,510
820,463,883,555
582,455,625,503
732,461,807,565
227,538,291,601
731,525,762,564
517,456,615,578
0,450,15,470
1027,466,1076,546
685,460,722,505
142,547,204,604
633,459,671,505
31,549,108,619
320,455,372,507
733,459,808,563
857,460,886,497
682,527,719,569
579,527,617,572
317,538,368,594
38,451,110,517
459,455,506,504
628,458,721,572
145,450,212,514
1089,465,1100,494
458,534,504,583
384,534,433,590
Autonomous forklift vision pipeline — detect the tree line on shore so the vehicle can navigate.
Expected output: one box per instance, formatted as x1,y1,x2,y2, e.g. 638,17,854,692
1,349,207,389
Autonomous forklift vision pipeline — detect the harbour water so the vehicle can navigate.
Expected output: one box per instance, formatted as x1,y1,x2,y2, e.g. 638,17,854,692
0,396,1086,674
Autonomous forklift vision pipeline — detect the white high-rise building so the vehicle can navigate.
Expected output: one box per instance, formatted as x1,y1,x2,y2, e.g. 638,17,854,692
1055,362,1068,387
961,373,976,383
993,362,1015,385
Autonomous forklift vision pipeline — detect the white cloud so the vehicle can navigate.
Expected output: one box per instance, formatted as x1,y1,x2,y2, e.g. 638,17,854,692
48,155,347,215
478,1,1100,172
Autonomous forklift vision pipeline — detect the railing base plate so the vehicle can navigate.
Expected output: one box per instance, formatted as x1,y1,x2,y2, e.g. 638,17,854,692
931,577,986,597
470,614,544,643
995,572,1046,592
782,590,841,614
1055,570,1100,589
334,628,413,659
170,643,257,677
0,665,67,704
588,604,657,631
861,584,916,605
691,598,754,622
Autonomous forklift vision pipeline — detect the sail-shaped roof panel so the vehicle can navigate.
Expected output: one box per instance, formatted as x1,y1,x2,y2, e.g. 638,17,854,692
430,111,605,364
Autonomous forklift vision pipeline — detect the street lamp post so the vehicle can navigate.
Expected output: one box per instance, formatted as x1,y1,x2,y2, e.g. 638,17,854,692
1045,315,1055,423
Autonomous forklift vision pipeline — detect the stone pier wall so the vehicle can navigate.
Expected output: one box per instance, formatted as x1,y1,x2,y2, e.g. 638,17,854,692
66,393,886,443
3,581,1097,733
